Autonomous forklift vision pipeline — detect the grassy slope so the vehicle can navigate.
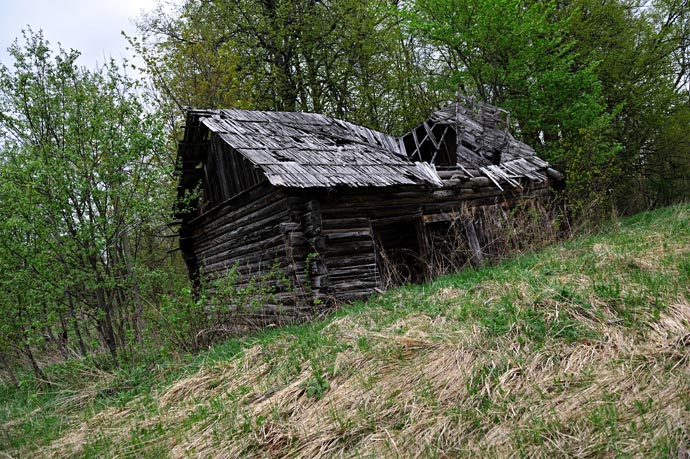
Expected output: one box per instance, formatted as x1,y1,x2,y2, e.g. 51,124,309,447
1,204,689,458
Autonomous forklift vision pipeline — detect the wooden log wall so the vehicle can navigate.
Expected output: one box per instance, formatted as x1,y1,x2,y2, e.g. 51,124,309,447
318,208,378,303
297,177,557,302
179,182,308,324
281,196,332,306
180,175,559,324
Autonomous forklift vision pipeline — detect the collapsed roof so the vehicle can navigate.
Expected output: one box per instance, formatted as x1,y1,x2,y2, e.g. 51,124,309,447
190,108,443,188
177,96,556,198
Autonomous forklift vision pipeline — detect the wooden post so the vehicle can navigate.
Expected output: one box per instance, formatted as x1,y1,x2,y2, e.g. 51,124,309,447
463,218,485,265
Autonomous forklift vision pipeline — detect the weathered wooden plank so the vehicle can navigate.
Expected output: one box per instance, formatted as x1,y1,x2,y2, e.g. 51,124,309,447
324,230,372,242
463,218,485,266
322,255,376,269
329,279,378,290
320,217,371,230
327,267,377,280
185,183,283,228
202,246,288,275
191,198,287,243
199,234,285,266
322,240,375,257
193,211,286,252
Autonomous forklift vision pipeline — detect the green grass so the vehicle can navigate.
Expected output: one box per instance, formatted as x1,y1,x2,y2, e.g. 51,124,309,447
2,203,689,458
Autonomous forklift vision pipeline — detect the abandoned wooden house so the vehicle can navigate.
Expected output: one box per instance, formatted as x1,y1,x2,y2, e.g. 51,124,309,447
175,96,563,322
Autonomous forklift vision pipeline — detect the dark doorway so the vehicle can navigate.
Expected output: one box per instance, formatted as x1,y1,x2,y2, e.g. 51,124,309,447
372,218,428,288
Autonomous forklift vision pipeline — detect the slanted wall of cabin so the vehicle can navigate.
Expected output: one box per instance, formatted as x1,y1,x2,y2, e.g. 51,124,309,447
176,120,318,325
289,178,557,303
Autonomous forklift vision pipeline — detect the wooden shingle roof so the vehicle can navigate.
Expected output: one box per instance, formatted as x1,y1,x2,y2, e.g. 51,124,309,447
179,97,560,197
196,109,443,188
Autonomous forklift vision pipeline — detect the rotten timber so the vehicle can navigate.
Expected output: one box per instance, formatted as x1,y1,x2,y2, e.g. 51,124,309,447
176,96,563,325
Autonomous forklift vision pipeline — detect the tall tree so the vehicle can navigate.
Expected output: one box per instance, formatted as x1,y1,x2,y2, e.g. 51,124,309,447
133,0,438,133
563,0,690,211
0,30,172,365
403,0,619,217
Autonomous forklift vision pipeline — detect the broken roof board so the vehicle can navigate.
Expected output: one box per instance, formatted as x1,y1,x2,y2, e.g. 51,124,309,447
187,99,553,192
199,109,443,188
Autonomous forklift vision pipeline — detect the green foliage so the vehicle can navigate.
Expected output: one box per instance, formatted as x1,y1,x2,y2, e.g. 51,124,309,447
403,0,621,218
152,262,293,353
303,370,330,400
0,29,174,374
133,0,438,133
560,0,690,213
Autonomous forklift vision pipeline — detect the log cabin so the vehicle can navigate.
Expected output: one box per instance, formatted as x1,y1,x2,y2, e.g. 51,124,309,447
175,95,563,324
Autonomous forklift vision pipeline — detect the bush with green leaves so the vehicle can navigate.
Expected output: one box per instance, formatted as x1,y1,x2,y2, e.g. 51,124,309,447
153,262,293,353
0,29,173,374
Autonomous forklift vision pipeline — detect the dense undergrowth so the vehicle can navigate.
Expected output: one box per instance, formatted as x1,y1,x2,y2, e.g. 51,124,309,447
1,203,689,458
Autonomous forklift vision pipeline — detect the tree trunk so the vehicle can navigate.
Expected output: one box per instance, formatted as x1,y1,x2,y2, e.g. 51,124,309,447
95,285,118,363
68,293,88,357
58,315,70,360
22,342,48,385
120,232,144,344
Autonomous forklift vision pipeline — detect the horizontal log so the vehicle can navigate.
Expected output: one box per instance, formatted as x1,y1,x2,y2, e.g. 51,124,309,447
328,271,377,283
326,264,377,276
371,214,421,226
192,202,287,242
324,254,377,269
202,248,288,275
321,226,370,237
186,182,282,227
442,179,464,187
194,216,284,254
199,234,285,266
324,230,372,242
468,177,492,187
546,168,564,181
322,240,375,257
191,199,287,243
330,279,377,290
423,212,459,224
321,204,423,220
437,170,466,179
321,217,370,230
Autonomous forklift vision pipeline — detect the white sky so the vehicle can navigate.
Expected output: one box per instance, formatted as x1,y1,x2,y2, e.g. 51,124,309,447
0,0,161,71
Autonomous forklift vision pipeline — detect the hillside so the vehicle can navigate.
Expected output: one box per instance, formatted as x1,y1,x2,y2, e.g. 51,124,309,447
2,204,689,458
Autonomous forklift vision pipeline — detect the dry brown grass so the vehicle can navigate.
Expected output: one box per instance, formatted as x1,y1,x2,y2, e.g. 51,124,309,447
35,296,689,458
15,204,690,458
